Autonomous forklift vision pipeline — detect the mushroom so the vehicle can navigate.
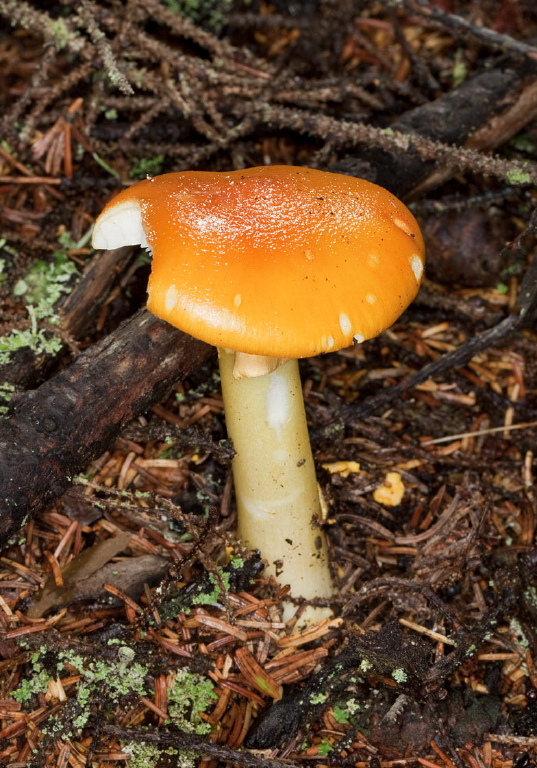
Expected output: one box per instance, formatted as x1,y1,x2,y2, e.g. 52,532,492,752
92,166,425,622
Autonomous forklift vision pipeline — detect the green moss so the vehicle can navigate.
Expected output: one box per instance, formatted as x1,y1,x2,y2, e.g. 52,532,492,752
130,155,164,180
163,0,232,33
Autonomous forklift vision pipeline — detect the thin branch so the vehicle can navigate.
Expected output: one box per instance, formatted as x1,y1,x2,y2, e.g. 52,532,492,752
232,102,537,187
397,0,537,61
104,725,294,768
76,0,134,95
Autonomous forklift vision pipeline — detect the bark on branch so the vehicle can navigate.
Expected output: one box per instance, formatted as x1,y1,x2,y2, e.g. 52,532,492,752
0,311,211,544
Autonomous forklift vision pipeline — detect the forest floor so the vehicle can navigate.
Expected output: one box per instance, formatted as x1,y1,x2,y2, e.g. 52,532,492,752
1,2,537,768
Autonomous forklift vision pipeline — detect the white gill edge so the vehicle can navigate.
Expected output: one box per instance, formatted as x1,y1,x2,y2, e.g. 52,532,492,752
91,198,150,251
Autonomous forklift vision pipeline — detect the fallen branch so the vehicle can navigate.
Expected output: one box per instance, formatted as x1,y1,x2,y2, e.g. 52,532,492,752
399,0,537,61
103,724,293,768
0,310,211,544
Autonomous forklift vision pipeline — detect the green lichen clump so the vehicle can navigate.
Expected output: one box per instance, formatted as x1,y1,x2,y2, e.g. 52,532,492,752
124,669,217,768
309,693,327,705
506,168,531,185
11,644,149,736
0,248,78,366
12,642,217,766
59,646,148,698
191,570,230,606
125,743,184,768
167,668,217,734
11,659,52,703
391,668,408,684
12,248,78,319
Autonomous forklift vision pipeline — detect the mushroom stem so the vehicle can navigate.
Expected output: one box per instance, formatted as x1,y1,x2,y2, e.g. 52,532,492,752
218,348,333,621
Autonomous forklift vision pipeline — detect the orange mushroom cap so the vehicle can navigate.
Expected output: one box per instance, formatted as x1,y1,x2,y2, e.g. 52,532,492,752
93,166,425,358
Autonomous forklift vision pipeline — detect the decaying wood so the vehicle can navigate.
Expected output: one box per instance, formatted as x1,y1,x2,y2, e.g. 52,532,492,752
60,245,136,337
0,311,211,545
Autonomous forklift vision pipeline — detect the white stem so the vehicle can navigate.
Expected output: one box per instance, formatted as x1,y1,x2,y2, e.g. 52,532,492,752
218,349,333,622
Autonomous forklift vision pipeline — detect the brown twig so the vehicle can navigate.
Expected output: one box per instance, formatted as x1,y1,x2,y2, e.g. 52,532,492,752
103,724,295,768
399,0,537,61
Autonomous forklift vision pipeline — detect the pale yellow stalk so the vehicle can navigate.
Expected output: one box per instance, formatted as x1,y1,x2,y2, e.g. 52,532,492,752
218,349,333,622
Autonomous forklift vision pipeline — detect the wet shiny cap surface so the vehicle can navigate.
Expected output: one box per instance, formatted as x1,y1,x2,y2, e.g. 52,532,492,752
92,165,425,358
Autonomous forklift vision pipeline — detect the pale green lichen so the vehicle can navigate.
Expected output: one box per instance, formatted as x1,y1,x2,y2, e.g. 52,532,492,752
392,668,408,684
167,668,217,734
510,618,530,650
122,669,217,768
506,168,531,185
58,647,148,697
0,249,78,366
0,381,15,415
0,305,64,364
11,666,52,703
124,743,182,768
14,645,150,736
13,249,78,319
332,697,361,724
191,570,230,606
